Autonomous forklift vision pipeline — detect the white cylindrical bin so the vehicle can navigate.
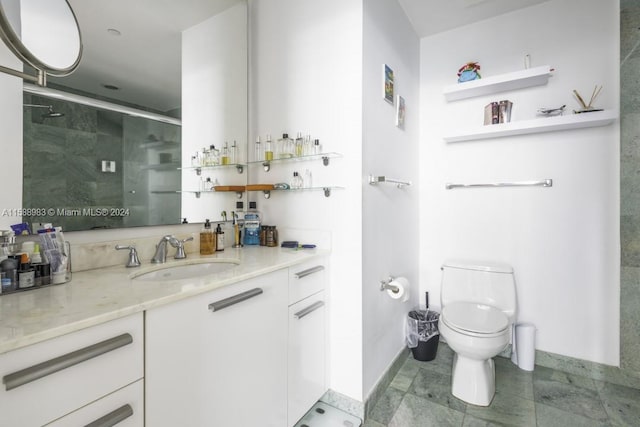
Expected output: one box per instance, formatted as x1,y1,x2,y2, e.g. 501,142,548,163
512,323,536,371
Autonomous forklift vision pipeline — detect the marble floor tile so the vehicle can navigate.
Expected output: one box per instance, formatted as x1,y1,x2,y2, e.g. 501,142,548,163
461,414,509,427
464,390,536,427
596,381,640,426
535,402,609,427
533,376,609,422
367,387,405,425
388,369,414,392
388,393,464,427
534,365,598,391
363,419,386,427
494,356,535,400
408,367,467,412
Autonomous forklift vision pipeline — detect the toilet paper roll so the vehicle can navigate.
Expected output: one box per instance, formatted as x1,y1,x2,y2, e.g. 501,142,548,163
387,277,410,302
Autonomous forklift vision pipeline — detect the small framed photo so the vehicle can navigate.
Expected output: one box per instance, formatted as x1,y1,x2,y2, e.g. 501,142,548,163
383,64,394,104
396,95,405,128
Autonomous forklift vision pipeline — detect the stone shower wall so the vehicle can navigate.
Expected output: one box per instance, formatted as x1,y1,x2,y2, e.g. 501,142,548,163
620,0,640,374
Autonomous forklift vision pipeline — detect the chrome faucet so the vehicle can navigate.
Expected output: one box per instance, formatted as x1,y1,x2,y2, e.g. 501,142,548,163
171,236,194,259
151,235,173,264
151,235,194,263
115,245,141,268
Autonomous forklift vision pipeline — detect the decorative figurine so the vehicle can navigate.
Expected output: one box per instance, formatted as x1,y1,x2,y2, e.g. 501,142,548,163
457,62,481,83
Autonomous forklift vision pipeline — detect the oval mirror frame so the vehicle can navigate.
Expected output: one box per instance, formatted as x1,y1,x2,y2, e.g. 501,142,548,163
0,0,82,77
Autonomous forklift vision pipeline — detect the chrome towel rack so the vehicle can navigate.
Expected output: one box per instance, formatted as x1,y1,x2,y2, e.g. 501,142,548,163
368,175,412,188
445,179,552,190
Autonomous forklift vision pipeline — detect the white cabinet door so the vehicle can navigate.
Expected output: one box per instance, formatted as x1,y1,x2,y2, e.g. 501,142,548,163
46,379,143,427
146,269,288,427
0,313,143,427
288,291,326,426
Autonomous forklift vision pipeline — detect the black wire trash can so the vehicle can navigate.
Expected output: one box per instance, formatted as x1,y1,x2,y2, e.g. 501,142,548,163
406,310,440,361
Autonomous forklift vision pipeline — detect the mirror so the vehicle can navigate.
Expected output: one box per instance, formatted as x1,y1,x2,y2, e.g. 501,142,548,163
2,0,248,232
0,0,82,82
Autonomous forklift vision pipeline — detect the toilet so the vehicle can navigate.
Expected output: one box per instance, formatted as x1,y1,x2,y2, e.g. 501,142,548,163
438,261,516,406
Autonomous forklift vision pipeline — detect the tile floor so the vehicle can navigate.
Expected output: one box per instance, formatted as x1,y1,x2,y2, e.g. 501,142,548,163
364,344,640,426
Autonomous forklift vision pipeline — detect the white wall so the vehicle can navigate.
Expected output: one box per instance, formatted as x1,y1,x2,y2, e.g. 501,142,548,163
248,0,364,400
362,0,420,398
0,44,23,230
181,2,248,224
419,0,620,365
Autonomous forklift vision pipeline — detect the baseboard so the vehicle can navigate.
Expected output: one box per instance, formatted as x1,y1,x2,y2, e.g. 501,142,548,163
363,347,411,420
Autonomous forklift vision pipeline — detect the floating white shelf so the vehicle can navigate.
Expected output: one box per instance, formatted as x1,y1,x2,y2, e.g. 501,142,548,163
443,110,618,143
443,65,553,102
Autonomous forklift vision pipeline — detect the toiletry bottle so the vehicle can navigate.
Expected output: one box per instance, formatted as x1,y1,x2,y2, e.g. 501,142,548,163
295,132,304,157
221,141,230,165
304,134,312,156
231,140,238,164
18,253,34,289
243,201,261,246
215,223,225,251
209,145,220,165
278,133,294,159
290,171,303,189
313,139,322,155
254,136,262,162
200,219,215,255
264,134,274,161
303,169,312,188
31,243,43,263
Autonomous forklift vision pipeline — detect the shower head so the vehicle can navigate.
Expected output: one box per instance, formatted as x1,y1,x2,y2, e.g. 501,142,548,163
24,104,65,119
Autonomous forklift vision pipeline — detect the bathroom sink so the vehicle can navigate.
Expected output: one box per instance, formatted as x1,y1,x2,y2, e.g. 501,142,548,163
131,259,239,282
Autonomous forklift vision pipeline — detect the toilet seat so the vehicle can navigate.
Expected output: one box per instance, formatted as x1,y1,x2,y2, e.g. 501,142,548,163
441,302,509,337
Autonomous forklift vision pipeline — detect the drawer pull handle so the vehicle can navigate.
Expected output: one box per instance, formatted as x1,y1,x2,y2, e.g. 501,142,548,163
2,333,133,391
294,265,325,279
208,288,263,312
85,404,134,427
294,301,325,319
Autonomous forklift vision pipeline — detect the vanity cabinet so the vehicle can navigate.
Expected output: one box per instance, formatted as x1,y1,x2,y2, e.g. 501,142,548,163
287,259,328,426
145,269,289,427
0,313,143,427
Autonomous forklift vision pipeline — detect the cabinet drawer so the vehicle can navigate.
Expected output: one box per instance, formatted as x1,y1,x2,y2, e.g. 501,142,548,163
289,258,327,304
47,379,143,427
0,313,143,427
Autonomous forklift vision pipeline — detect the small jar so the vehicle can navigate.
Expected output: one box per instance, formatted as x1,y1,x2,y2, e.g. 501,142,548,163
266,226,278,247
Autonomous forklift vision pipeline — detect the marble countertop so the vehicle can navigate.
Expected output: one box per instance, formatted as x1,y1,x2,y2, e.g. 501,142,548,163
0,246,327,355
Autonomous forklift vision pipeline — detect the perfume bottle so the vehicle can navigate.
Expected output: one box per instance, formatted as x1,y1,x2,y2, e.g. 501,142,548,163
221,141,230,165
278,133,294,159
254,136,262,162
264,134,274,161
312,139,322,155
294,132,304,157
290,171,303,189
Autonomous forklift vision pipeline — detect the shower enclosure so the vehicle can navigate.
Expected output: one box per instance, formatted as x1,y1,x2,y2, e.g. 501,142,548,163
22,92,181,232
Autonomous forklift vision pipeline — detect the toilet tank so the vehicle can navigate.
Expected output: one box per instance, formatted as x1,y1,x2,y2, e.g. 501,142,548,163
441,260,516,321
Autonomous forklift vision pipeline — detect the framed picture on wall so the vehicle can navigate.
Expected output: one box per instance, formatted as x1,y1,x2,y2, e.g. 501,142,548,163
383,64,394,104
396,95,405,128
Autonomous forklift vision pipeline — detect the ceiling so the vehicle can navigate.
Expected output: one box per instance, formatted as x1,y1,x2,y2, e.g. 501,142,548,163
50,0,240,113
397,0,552,38
48,0,550,113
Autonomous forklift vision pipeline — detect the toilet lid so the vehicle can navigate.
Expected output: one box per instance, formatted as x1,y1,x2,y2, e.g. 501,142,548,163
442,302,509,334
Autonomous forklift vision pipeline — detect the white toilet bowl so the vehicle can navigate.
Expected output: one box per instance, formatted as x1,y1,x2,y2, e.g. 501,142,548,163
439,301,511,406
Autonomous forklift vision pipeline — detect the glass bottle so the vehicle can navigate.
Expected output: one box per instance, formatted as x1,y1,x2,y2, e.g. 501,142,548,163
254,136,261,162
264,134,274,161
290,171,303,189
200,219,215,255
294,132,304,157
312,139,322,155
278,133,294,159
221,141,230,165
209,145,220,165
303,169,312,189
231,140,238,164
304,134,312,156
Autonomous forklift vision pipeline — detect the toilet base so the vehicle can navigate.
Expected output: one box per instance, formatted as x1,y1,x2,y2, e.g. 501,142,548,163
451,353,495,406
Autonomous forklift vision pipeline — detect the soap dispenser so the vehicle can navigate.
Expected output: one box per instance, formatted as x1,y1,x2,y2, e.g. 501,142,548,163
215,223,225,251
200,219,215,255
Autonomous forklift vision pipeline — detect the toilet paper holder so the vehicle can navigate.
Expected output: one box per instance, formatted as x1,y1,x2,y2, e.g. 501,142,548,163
380,276,400,294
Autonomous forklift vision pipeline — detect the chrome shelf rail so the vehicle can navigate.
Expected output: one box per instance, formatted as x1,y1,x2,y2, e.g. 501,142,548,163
445,179,552,190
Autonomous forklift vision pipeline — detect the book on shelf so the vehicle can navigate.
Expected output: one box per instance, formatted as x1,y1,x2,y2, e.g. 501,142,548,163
484,102,499,125
499,100,513,123
484,100,513,125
